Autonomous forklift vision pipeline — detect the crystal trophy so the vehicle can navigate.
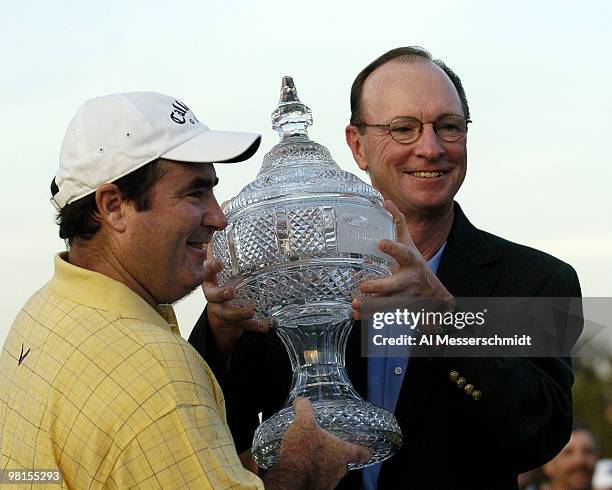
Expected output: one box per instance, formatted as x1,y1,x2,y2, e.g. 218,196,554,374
210,77,402,469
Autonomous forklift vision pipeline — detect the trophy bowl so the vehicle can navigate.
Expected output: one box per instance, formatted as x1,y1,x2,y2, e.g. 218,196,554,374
210,77,402,470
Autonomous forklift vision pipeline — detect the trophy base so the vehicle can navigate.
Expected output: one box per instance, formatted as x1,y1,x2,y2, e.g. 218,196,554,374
252,398,402,470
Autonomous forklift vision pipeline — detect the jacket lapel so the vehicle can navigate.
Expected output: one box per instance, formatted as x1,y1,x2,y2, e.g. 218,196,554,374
437,202,500,297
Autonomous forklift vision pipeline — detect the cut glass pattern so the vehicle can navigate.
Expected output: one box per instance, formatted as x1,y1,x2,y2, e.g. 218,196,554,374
210,76,402,470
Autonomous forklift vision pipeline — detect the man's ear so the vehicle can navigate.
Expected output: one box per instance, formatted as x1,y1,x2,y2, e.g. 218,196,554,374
95,183,129,233
345,125,369,172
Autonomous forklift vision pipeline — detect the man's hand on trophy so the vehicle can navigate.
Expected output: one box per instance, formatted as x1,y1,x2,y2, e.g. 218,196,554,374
265,398,371,490
202,254,270,358
351,200,455,320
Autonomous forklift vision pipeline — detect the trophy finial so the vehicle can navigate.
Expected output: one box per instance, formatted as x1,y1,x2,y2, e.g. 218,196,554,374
271,76,313,140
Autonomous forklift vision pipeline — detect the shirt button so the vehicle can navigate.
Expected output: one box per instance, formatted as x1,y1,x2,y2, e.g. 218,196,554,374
394,366,403,375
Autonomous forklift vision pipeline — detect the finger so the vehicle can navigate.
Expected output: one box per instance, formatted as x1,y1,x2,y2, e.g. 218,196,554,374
360,272,415,296
343,441,372,465
292,397,316,427
218,318,270,333
209,305,270,332
378,239,417,267
237,318,271,333
203,283,234,303
351,298,361,321
384,200,414,247
203,258,223,284
210,303,257,322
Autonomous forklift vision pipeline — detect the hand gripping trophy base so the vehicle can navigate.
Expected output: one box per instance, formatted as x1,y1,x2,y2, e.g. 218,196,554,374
251,303,402,470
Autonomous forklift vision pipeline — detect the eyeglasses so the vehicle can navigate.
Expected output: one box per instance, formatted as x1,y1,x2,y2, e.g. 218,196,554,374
356,114,471,144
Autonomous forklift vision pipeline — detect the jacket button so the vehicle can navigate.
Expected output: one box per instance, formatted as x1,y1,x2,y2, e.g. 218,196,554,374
449,370,460,382
394,366,403,375
464,384,475,395
472,390,483,401
456,377,467,388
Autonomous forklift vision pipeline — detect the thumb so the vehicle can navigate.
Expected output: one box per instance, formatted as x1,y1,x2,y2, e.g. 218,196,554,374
343,440,372,465
384,199,413,247
292,397,316,426
206,241,215,261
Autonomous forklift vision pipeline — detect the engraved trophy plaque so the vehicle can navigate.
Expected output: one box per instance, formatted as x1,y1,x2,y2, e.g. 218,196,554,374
210,77,402,469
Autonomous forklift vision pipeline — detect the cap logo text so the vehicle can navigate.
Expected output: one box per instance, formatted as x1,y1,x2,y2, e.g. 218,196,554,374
170,100,198,125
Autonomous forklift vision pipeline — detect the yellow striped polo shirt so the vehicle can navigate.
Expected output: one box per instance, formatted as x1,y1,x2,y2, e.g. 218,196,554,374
0,253,262,489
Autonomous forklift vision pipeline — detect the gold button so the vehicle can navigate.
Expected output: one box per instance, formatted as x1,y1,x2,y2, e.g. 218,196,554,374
472,390,482,401
456,377,467,388
449,370,460,382
464,384,474,395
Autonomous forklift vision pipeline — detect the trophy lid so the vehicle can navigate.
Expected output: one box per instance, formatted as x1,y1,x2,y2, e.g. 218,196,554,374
224,77,384,217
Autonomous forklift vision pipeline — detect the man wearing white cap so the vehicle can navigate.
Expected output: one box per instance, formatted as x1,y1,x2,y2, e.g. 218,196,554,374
0,92,368,489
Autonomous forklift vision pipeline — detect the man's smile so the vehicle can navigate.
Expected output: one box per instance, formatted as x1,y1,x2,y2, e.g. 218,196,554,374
406,171,449,178
187,241,207,260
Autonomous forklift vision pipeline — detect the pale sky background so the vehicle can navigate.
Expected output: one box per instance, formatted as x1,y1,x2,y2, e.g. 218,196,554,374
1,0,610,344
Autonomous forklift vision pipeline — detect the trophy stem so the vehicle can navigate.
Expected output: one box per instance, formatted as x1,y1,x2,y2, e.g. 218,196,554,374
272,304,363,405
287,363,361,404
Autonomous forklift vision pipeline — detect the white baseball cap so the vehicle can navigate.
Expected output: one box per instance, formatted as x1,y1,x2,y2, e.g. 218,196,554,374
51,91,261,210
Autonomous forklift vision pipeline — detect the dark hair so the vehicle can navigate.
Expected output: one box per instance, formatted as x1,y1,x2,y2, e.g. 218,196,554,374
349,46,470,127
51,159,166,243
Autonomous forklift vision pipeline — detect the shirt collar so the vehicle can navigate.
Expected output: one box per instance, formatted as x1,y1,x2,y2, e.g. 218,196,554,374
49,253,179,335
427,241,447,274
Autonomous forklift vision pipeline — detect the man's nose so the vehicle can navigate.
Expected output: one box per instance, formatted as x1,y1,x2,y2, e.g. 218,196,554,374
414,123,446,160
206,198,228,231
